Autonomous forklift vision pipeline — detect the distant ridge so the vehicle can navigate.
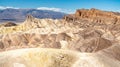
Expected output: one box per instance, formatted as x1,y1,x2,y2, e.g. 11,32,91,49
0,8,66,23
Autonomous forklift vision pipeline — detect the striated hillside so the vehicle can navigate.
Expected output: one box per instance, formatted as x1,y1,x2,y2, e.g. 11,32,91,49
0,8,120,67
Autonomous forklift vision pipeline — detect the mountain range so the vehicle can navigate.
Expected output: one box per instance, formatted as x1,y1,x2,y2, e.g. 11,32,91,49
0,8,66,23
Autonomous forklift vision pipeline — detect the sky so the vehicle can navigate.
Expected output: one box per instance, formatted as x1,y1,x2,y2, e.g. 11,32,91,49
0,0,120,13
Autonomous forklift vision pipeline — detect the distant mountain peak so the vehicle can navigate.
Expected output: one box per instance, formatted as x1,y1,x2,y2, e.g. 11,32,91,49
0,8,66,23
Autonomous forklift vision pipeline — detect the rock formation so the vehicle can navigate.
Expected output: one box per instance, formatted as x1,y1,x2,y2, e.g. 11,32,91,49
64,8,120,25
3,22,17,27
0,8,120,67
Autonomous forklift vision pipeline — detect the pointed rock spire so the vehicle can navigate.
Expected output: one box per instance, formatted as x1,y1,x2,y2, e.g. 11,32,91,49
25,15,34,22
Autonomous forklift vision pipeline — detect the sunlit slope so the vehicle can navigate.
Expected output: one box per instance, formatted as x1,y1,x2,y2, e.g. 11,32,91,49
0,48,120,67
0,15,75,34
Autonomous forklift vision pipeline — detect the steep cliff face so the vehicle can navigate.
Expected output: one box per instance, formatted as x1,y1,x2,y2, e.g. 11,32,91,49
64,8,120,24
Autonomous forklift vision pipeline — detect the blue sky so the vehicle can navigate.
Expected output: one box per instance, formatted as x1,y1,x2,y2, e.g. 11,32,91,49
0,0,120,13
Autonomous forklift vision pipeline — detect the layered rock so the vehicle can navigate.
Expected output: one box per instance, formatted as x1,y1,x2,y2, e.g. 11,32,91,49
64,8,120,25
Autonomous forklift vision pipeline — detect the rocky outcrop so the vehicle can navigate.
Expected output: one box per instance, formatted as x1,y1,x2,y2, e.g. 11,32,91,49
64,8,120,25
3,22,17,27
0,22,17,27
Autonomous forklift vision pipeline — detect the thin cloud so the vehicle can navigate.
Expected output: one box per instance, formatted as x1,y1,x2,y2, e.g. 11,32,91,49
37,7,73,13
0,6,72,13
62,9,74,14
37,7,62,12
0,6,19,9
